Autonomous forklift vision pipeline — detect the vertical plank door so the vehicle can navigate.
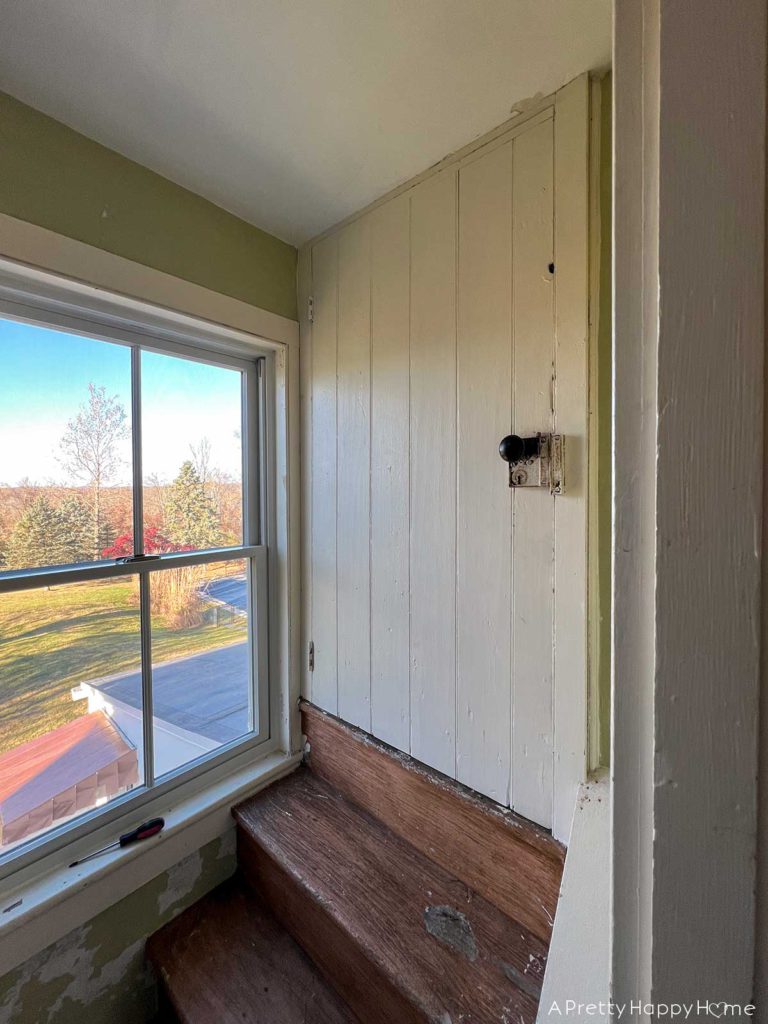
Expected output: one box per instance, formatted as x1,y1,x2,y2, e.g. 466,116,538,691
304,89,588,840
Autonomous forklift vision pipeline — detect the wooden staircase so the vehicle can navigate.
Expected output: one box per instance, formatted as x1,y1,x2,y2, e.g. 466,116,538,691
148,703,565,1024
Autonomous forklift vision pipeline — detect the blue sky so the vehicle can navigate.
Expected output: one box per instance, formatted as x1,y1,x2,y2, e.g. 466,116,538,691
0,317,243,486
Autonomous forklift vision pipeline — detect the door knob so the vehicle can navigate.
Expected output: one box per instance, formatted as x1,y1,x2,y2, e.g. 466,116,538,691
498,434,540,464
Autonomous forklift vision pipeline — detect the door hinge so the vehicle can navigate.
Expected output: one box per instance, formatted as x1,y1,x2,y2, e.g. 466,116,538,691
308,641,315,672
307,296,314,323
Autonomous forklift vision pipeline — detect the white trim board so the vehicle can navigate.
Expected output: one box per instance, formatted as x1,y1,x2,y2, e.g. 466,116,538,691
612,0,766,1008
537,776,609,1022
0,213,298,345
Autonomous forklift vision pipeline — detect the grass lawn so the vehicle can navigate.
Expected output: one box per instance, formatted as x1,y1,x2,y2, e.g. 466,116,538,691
0,577,246,754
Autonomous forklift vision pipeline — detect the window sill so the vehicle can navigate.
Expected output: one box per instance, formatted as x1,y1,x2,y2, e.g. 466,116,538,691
0,747,301,977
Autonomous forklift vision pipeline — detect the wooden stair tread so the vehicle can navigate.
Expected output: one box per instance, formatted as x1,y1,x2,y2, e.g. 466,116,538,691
235,768,547,1024
146,878,359,1024
301,700,563,944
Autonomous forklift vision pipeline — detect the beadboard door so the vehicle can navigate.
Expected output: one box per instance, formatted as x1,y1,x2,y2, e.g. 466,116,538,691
300,77,588,840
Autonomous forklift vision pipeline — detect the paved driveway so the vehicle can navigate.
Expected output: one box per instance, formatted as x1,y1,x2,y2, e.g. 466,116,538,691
203,576,248,613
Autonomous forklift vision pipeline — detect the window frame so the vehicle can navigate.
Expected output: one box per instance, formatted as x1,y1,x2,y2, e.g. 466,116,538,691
0,289,276,881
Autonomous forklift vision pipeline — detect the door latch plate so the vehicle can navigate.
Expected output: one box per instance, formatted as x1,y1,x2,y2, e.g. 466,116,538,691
499,433,564,494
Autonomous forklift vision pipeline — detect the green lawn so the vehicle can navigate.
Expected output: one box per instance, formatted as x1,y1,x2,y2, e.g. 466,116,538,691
0,578,246,754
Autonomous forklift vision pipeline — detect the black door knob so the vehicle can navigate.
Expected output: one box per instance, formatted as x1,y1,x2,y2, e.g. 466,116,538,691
498,434,539,463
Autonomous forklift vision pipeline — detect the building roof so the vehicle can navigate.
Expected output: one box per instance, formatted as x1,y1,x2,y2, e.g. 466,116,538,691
94,641,251,745
0,711,138,848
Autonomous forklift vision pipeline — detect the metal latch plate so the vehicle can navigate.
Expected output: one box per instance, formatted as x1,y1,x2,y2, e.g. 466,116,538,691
507,433,564,495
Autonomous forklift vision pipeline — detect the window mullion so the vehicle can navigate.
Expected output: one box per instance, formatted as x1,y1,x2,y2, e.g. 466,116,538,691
130,346,144,556
243,362,261,547
132,345,154,787
139,575,155,788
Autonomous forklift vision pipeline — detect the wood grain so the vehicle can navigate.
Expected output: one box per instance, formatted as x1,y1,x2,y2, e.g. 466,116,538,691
301,701,563,943
236,768,545,1024
147,878,359,1024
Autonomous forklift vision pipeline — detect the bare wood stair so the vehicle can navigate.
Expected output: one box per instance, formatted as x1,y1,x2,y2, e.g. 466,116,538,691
299,701,564,945
147,878,360,1024
148,702,565,1023
236,766,548,1024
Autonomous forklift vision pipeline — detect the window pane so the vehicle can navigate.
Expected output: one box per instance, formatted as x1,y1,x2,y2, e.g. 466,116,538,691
0,577,143,852
141,350,244,552
0,318,133,572
149,558,251,777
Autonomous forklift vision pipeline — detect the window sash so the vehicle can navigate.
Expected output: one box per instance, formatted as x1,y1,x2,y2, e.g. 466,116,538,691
0,544,271,879
0,299,272,873
0,545,264,593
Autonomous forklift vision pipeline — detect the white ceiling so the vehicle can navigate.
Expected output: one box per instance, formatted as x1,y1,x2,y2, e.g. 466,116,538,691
0,1,611,246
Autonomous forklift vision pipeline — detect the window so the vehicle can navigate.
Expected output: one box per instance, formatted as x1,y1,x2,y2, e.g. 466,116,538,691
0,309,269,864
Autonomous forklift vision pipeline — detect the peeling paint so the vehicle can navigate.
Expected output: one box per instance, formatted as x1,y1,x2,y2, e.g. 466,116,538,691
0,833,236,1024
423,905,478,962
216,827,237,862
156,849,203,916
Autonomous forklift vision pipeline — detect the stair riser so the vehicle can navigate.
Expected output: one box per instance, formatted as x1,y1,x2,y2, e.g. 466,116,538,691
302,702,563,944
238,829,427,1024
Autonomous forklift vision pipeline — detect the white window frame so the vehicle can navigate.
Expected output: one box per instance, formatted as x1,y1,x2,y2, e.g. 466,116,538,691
0,257,284,882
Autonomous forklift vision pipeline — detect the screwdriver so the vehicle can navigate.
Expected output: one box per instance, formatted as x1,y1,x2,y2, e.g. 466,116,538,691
69,817,165,867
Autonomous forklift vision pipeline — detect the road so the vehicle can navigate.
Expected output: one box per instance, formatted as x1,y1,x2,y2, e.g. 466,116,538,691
203,575,248,613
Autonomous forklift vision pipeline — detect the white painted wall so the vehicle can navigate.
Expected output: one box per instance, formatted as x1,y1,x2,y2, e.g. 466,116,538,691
0,0,611,243
300,80,590,840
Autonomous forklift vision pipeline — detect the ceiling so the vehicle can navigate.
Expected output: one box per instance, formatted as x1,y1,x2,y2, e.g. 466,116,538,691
0,1,611,246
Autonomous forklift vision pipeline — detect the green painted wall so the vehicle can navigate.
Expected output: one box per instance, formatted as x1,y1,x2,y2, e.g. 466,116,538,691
0,91,294,1023
0,91,297,320
0,832,237,1023
597,73,612,765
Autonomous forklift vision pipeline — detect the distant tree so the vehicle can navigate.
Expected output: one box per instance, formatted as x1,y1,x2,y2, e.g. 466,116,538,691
58,496,93,564
102,525,183,559
59,384,129,560
164,461,219,551
5,497,64,569
189,437,212,485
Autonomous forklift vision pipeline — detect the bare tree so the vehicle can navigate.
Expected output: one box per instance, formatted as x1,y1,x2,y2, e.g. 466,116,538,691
189,436,212,484
59,383,129,558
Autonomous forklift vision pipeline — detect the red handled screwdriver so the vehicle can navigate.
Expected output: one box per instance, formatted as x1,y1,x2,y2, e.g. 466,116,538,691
69,817,165,867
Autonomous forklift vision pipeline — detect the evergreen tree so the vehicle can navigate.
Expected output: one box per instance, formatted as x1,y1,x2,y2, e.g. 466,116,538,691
164,461,220,551
57,496,94,564
5,497,65,569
